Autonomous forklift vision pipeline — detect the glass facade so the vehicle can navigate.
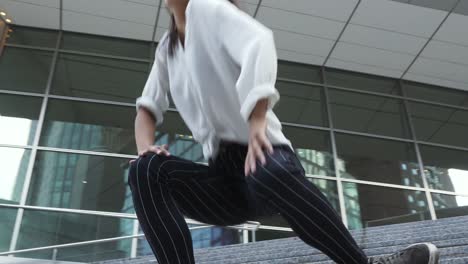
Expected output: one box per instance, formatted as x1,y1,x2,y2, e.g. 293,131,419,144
335,134,421,187
40,99,136,154
0,208,17,252
344,183,430,229
26,151,133,213
51,54,148,103
1,25,467,261
0,47,53,93
0,94,41,146
16,210,134,262
329,89,411,138
0,147,31,205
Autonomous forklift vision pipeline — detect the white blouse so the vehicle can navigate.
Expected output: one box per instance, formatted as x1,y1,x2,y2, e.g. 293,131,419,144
136,0,292,159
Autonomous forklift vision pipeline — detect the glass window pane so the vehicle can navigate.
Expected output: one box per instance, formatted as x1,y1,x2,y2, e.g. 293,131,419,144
61,32,151,59
0,208,17,252
330,89,411,138
326,68,400,95
420,145,468,194
432,193,468,219
16,210,133,262
154,113,204,162
410,102,468,148
283,127,335,176
26,150,134,213
0,47,53,93
403,80,468,107
276,82,327,127
255,178,339,241
40,101,199,158
0,147,31,204
7,26,58,47
40,99,136,154
278,60,322,83
0,94,42,146
51,53,149,103
308,178,340,213
344,183,430,230
336,134,422,187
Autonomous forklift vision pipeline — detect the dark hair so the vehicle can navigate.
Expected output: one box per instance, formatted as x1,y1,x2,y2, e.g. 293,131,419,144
168,0,238,56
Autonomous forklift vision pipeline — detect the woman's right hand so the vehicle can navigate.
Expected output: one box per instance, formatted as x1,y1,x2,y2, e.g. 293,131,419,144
129,144,170,164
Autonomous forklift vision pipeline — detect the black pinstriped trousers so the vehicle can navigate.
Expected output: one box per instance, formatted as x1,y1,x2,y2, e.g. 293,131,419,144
128,140,368,264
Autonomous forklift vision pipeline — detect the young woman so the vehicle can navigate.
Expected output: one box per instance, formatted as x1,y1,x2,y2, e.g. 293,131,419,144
128,0,440,263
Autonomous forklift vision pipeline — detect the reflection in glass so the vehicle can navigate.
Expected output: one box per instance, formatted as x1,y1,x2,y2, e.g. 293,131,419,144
329,89,410,138
159,134,204,163
336,134,422,187
7,26,58,47
275,82,327,127
0,94,41,146
278,60,322,83
325,68,400,94
0,47,53,93
40,99,136,154
309,178,340,213
144,111,204,162
283,127,335,176
0,148,31,204
403,80,468,107
51,54,149,103
432,193,468,218
410,102,468,148
41,100,204,159
344,183,430,230
27,151,133,214
16,210,133,262
61,31,151,59
420,145,468,194
0,208,17,252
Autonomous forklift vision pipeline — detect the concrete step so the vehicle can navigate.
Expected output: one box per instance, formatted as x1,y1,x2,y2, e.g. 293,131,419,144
190,230,468,262
194,245,468,264
101,242,468,264
193,217,468,255
92,216,468,264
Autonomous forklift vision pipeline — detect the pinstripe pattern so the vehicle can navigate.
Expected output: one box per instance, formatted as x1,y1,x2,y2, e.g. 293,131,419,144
147,155,184,264
127,141,368,264
130,158,169,264
266,153,365,257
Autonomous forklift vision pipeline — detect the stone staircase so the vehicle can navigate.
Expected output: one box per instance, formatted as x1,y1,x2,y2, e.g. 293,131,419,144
94,215,468,263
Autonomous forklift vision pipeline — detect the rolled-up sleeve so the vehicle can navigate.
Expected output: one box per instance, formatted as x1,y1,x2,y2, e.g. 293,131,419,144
135,39,170,126
214,1,280,122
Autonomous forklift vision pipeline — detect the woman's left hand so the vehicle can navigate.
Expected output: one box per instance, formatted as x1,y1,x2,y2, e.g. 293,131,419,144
245,116,274,176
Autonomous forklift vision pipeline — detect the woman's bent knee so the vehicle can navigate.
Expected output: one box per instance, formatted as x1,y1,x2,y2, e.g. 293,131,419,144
127,153,165,189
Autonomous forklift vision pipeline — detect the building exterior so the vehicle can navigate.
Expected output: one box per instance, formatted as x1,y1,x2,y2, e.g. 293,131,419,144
0,0,468,262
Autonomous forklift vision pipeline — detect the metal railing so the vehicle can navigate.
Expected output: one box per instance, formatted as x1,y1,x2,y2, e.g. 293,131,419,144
0,226,231,258
0,203,293,261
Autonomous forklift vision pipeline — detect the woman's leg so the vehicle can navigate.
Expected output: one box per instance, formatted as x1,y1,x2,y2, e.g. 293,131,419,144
127,152,251,264
240,146,368,264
